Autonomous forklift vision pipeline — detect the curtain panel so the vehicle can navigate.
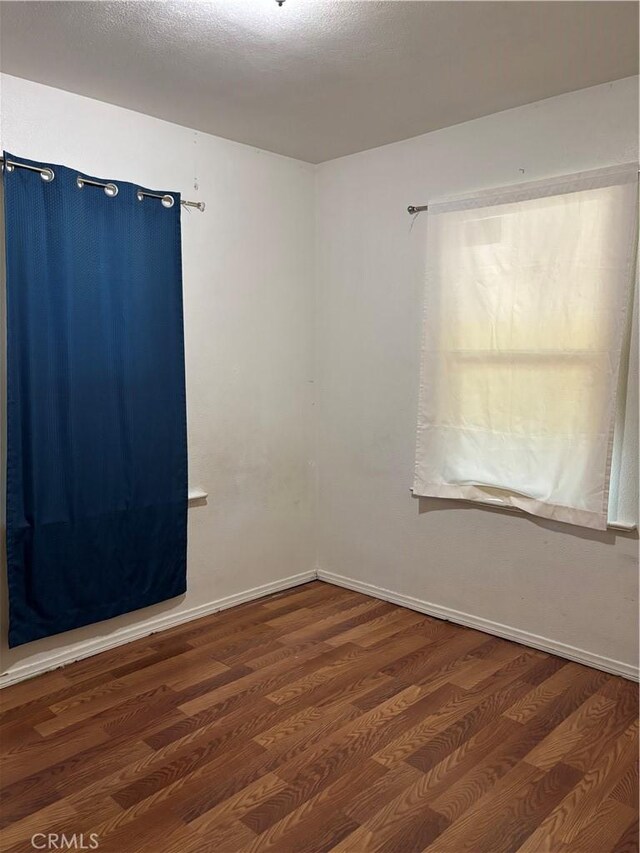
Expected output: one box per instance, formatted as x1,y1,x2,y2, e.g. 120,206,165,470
4,152,188,647
413,165,638,530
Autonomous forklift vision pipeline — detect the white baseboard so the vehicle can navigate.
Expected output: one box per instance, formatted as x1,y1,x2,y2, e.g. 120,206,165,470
5,566,636,687
0,570,317,688
317,569,639,682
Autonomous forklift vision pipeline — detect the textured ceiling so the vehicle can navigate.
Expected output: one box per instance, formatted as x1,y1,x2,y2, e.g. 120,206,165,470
0,1,637,163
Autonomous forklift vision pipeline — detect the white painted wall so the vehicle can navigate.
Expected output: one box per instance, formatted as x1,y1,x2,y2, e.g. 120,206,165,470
0,74,317,683
0,74,638,684
315,77,639,676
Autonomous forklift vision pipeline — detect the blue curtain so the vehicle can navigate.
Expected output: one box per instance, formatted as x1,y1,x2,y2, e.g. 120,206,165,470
3,152,188,647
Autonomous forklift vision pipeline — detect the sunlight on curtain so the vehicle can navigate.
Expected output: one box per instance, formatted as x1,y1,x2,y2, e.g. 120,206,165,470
413,166,638,530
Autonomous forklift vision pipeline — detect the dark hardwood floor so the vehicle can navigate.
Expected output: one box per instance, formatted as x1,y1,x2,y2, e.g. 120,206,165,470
0,581,637,852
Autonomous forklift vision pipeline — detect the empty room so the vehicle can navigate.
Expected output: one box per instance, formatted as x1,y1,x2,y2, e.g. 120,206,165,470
0,1,638,851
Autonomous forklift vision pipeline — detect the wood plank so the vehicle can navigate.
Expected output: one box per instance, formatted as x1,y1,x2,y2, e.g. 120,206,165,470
557,797,637,853
611,761,639,810
372,651,540,769
240,763,380,853
523,692,615,771
405,677,531,773
503,661,592,724
610,818,639,853
342,761,424,824
515,720,638,853
463,761,582,853
177,642,357,718
0,670,72,713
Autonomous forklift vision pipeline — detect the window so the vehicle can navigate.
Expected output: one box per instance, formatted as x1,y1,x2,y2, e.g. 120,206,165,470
413,166,638,530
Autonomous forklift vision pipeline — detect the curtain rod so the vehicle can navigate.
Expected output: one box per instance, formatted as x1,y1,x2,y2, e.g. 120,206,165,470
407,168,640,214
0,157,205,212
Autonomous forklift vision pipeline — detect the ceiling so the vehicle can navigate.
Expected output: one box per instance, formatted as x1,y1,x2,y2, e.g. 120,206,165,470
0,1,637,164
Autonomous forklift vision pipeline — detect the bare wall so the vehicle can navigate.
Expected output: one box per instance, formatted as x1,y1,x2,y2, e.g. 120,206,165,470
315,77,639,676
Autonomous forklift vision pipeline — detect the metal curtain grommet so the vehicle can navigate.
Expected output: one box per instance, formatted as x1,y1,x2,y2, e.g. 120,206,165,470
137,189,177,208
77,175,118,196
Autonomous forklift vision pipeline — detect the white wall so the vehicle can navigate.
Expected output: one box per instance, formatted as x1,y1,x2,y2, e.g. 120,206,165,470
315,77,639,677
1,74,638,685
0,74,317,683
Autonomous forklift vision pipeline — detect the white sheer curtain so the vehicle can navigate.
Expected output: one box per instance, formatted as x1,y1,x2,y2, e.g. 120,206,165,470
413,165,638,530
